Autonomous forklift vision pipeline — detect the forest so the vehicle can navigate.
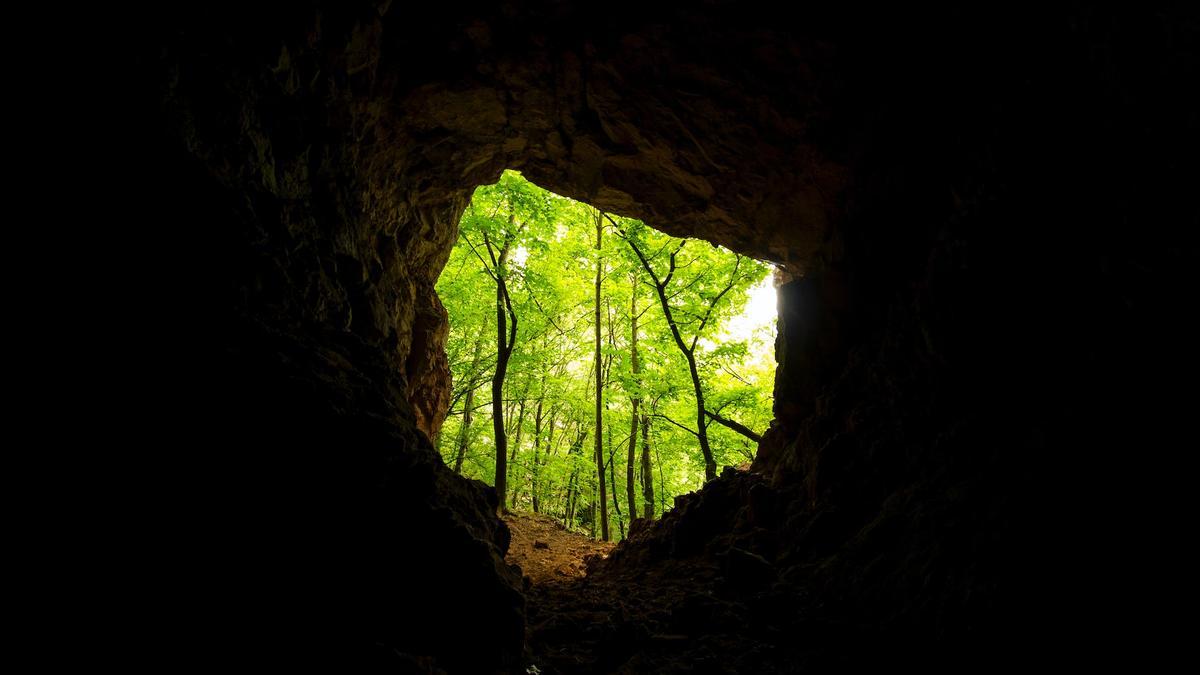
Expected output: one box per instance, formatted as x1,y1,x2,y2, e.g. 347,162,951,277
436,171,776,541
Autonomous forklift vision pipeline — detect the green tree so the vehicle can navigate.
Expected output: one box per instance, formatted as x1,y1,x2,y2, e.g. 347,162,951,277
437,170,774,536
612,216,765,482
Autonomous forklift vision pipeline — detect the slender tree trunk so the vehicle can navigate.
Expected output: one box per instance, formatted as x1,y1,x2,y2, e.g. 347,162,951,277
626,277,640,521
453,388,475,474
504,399,515,440
641,413,654,520
623,238,715,481
453,337,485,474
652,282,717,481
619,233,742,483
593,211,610,541
565,470,577,526
545,409,558,461
608,421,625,539
656,441,666,515
508,396,528,508
491,230,516,512
684,353,717,481
590,476,597,539
532,396,543,513
510,397,525,465
568,475,576,525
564,429,586,527
493,267,508,508
536,406,558,514
511,397,526,463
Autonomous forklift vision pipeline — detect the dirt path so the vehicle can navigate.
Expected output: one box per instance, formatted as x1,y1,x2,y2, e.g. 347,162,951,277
506,513,738,673
506,477,807,673
504,512,615,585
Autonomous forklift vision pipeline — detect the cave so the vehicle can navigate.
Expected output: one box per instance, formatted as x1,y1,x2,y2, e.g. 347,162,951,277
124,2,1196,672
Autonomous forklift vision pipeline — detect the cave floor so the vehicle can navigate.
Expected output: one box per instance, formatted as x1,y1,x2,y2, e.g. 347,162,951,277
506,512,802,674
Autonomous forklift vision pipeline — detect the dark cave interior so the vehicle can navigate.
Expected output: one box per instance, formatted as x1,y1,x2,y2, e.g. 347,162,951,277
127,2,1197,672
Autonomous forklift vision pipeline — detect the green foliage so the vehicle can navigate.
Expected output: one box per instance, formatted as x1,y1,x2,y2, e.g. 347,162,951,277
436,170,775,539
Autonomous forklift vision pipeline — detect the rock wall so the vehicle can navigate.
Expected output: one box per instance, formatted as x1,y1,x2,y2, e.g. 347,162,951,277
141,1,1196,670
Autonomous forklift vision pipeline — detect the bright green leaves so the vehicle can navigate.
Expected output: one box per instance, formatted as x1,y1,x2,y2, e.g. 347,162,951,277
436,169,776,536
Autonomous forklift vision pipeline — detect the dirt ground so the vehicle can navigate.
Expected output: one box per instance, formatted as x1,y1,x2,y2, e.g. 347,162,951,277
506,512,743,674
503,511,615,585
505,480,810,674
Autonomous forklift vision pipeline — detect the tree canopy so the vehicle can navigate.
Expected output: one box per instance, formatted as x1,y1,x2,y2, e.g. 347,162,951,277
436,170,776,540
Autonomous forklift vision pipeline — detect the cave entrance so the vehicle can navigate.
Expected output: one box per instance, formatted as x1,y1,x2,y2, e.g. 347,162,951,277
435,170,776,541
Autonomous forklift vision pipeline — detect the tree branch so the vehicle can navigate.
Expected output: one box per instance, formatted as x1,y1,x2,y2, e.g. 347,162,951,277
721,363,754,387
651,412,699,438
662,240,687,287
524,280,571,338
690,255,742,351
704,408,763,443
483,232,500,269
463,235,498,282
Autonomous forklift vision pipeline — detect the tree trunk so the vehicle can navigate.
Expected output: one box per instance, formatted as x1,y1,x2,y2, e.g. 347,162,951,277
453,337,485,474
626,277,640,521
564,429,586,527
508,394,528,506
536,407,558,515
641,413,654,520
652,280,717,481
608,421,625,539
531,396,543,513
511,397,527,463
565,470,577,526
453,388,475,474
684,352,717,481
619,233,743,484
491,230,516,512
593,211,610,541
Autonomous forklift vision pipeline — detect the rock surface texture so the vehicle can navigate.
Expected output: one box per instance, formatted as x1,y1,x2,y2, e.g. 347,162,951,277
134,1,1197,672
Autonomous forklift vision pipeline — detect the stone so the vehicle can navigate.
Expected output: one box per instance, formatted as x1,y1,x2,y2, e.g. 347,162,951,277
719,547,777,592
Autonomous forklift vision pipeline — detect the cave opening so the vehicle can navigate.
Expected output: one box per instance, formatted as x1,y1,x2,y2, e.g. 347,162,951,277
435,170,777,541
137,3,1193,672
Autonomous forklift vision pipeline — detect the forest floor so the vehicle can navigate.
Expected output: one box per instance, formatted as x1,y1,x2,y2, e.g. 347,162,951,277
506,511,768,674
503,511,615,584
505,475,815,674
